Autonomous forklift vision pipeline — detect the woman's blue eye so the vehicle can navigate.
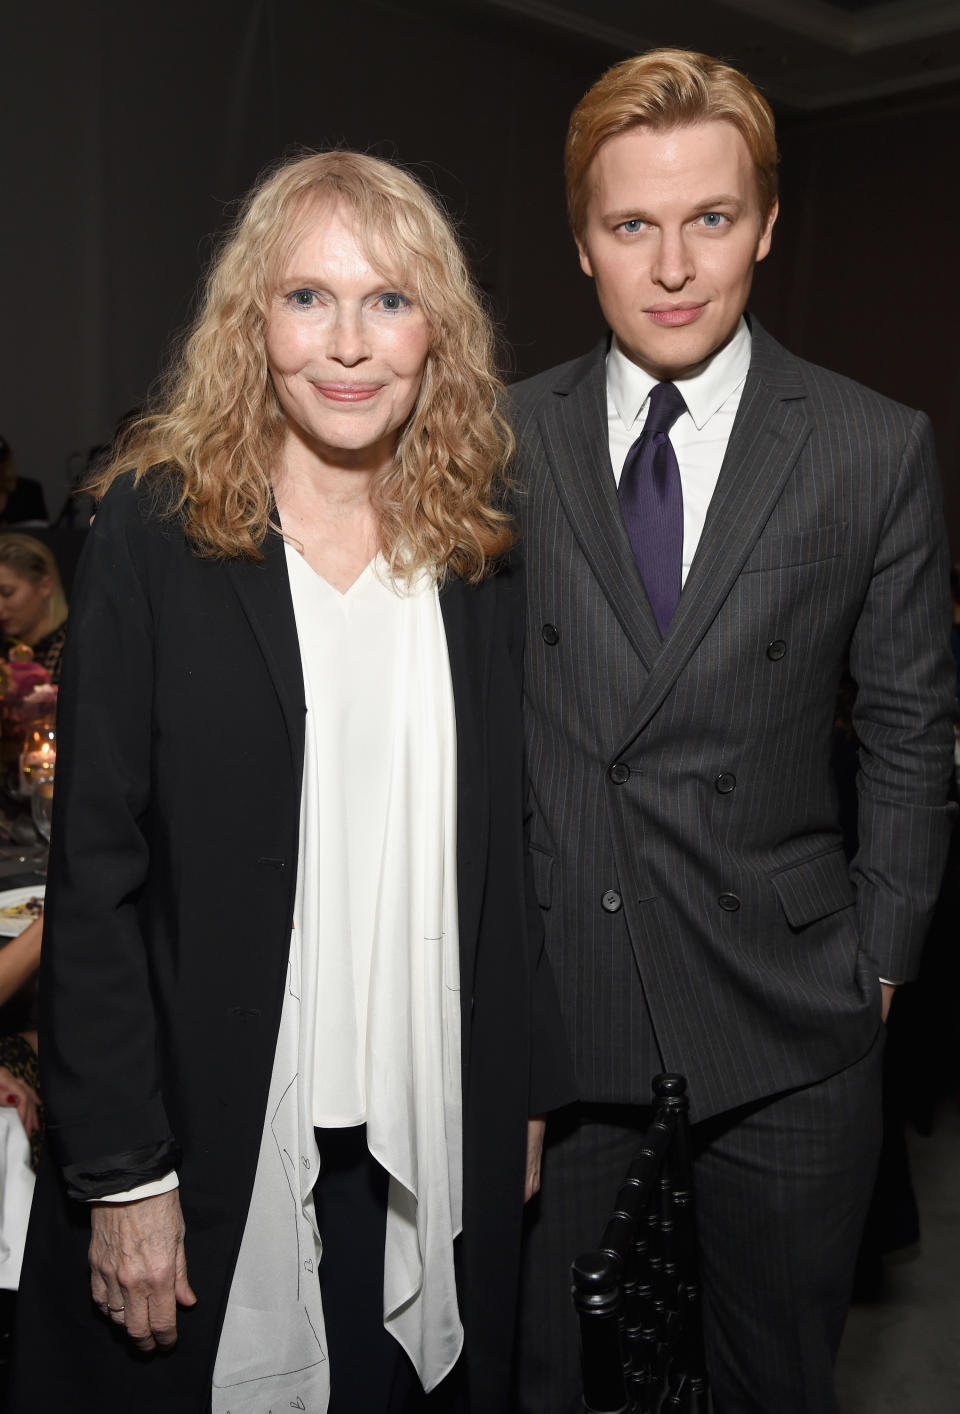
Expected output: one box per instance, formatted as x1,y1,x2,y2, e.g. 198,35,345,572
379,292,409,311
701,212,725,228
290,289,316,307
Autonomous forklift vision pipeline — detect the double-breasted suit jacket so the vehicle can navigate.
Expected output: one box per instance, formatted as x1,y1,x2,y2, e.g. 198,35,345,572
512,319,955,1120
12,477,573,1414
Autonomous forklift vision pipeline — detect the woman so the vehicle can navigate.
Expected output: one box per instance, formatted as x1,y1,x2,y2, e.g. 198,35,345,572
0,533,68,681
0,914,43,1142
11,153,573,1413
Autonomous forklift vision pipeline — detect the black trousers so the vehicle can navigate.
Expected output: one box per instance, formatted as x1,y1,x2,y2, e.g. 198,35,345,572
314,1126,416,1414
514,1031,884,1414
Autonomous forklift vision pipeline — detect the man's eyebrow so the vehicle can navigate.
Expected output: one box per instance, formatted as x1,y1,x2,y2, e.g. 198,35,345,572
602,195,746,223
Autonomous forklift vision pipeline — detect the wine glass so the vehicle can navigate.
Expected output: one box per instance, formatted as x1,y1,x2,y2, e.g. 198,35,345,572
30,770,54,844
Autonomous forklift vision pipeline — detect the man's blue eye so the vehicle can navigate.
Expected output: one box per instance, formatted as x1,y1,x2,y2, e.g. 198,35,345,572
621,219,644,234
379,293,409,311
702,213,725,228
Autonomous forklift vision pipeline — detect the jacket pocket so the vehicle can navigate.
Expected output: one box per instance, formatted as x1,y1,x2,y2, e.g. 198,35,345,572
529,846,554,909
741,522,846,574
771,847,855,928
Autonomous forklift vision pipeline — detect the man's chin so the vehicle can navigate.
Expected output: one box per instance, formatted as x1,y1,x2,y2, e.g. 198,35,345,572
616,320,737,382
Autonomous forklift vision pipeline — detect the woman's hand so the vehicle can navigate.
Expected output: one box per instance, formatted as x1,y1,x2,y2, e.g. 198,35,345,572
89,1190,197,1351
525,1116,547,1202
0,913,43,1007
0,1064,40,1137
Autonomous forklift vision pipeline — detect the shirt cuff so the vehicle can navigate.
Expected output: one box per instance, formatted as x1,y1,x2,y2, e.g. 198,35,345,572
878,977,901,987
89,1171,180,1203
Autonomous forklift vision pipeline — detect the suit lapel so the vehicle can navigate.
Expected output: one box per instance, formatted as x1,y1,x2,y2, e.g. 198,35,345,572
613,321,812,749
440,574,491,1004
224,528,306,787
536,343,662,670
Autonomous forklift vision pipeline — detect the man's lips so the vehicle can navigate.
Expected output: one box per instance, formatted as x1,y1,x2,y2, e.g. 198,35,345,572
311,382,383,402
645,304,706,327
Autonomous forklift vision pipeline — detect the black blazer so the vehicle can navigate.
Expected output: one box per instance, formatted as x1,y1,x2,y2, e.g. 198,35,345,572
13,476,573,1414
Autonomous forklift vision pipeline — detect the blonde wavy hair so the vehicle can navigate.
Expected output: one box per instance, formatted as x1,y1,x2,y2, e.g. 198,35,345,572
566,49,779,238
90,151,515,581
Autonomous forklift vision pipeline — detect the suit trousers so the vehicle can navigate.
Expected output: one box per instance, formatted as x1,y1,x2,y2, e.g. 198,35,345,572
514,1030,884,1414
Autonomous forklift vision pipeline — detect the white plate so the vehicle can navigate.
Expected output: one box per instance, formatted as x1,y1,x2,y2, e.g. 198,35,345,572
0,885,45,937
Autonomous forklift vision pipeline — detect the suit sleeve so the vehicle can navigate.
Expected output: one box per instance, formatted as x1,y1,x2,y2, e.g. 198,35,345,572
848,410,956,982
524,796,577,1114
40,478,179,1198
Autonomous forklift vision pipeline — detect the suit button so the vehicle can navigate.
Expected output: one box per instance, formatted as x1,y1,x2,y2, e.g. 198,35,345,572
715,773,736,794
601,890,622,913
609,763,630,785
541,623,560,646
766,639,787,661
718,893,741,912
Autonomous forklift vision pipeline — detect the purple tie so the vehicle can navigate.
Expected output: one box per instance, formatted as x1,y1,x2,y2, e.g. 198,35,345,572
618,381,686,636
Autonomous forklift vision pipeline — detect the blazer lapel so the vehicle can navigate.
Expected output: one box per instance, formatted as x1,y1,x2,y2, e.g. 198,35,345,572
613,321,812,750
440,575,491,1003
536,343,662,669
224,528,306,786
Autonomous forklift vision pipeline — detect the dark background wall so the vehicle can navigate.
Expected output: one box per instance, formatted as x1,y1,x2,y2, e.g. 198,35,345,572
753,92,960,551
2,0,957,548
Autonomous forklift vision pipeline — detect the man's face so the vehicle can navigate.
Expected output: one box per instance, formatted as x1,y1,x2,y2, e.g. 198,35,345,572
577,120,777,380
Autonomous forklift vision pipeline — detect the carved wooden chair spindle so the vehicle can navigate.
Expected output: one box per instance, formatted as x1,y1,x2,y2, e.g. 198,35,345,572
570,1073,709,1413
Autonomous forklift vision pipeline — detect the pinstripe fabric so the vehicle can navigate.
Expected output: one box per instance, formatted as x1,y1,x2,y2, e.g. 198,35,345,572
512,320,956,1119
516,1035,883,1414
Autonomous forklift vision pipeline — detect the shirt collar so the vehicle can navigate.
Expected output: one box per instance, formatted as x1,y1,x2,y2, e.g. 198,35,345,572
607,316,752,433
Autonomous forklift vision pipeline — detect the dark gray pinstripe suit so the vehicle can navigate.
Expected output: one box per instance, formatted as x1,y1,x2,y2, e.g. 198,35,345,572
512,319,955,1412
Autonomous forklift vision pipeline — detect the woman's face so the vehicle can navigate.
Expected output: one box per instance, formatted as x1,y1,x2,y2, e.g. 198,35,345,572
0,566,51,642
265,204,431,470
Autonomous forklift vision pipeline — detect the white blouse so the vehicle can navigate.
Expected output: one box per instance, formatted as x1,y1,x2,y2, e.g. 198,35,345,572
212,548,463,1413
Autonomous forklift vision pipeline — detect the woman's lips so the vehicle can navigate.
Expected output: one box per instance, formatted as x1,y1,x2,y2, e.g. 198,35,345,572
311,382,383,403
646,304,706,327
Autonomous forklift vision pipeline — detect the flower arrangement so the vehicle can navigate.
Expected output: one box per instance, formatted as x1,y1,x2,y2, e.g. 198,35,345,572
0,659,53,748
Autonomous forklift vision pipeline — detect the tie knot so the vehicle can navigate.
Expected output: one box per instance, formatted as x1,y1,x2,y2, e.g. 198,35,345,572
644,381,686,439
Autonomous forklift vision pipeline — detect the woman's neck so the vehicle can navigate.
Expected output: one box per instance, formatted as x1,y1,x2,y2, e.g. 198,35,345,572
272,440,383,593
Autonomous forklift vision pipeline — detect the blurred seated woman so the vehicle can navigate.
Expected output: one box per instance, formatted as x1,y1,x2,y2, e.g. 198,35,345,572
0,915,42,1152
11,152,573,1414
0,534,68,681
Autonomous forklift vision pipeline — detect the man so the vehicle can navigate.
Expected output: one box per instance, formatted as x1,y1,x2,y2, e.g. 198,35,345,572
512,48,955,1414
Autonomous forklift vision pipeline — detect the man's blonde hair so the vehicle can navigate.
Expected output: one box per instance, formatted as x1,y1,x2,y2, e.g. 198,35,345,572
566,49,779,237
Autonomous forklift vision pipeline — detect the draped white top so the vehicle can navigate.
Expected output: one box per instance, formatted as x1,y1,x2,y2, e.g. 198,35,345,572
212,548,463,1413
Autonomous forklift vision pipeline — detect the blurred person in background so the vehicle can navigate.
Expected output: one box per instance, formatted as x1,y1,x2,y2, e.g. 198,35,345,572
0,534,69,682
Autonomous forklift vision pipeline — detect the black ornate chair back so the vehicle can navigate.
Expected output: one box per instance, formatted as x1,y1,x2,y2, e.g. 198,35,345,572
571,1074,708,1413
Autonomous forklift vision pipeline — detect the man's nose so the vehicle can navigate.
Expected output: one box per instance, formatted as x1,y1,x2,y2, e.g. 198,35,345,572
650,229,695,289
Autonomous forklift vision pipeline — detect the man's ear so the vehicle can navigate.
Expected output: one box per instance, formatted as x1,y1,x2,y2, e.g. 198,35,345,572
755,198,779,264
576,236,595,279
